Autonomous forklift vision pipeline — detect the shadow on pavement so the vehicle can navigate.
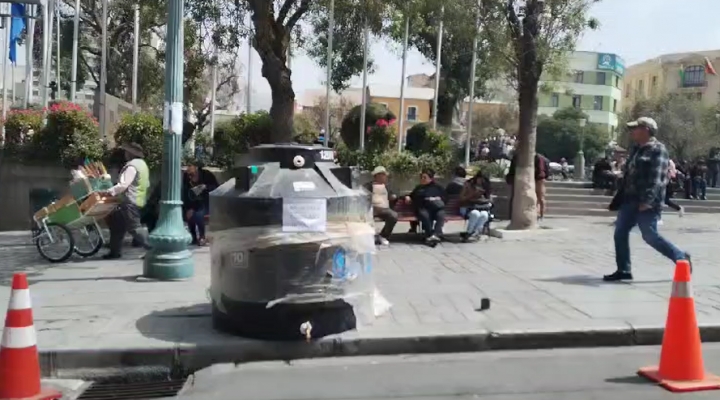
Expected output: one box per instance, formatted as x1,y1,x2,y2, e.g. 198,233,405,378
136,303,214,344
604,376,653,386
28,275,140,284
534,274,624,288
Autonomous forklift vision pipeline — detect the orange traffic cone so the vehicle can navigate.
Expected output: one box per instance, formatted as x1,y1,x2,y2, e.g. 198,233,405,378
0,273,61,400
638,260,720,392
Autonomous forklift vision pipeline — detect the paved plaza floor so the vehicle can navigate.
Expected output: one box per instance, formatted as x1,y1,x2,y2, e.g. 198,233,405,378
0,214,719,376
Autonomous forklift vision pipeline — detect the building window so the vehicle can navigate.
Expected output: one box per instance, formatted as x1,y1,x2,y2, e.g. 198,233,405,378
614,76,620,88
638,80,644,95
625,83,630,97
551,94,559,107
593,96,603,110
574,71,584,83
613,99,617,113
407,106,418,121
651,76,657,88
572,95,582,108
683,65,706,87
596,72,606,85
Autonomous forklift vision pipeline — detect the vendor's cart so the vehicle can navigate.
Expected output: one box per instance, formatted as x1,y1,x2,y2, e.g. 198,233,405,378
31,174,118,263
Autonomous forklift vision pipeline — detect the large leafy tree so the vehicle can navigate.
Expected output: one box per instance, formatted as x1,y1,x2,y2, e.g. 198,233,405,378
307,0,498,128
536,107,608,162
621,94,719,161
482,0,599,230
28,0,241,133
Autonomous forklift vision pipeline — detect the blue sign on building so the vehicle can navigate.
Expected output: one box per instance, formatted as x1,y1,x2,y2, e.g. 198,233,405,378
597,53,625,77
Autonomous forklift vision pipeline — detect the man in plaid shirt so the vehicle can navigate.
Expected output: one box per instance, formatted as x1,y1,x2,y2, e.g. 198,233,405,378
605,117,691,281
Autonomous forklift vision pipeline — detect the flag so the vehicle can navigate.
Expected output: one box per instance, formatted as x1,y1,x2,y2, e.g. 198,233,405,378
705,57,717,76
8,4,26,64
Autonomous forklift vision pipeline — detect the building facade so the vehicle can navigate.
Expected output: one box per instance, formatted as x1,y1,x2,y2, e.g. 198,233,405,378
366,85,436,134
623,50,720,110
538,51,624,137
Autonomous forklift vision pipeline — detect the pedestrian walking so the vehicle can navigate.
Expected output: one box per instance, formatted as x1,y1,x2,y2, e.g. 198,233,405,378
660,158,684,223
604,117,691,282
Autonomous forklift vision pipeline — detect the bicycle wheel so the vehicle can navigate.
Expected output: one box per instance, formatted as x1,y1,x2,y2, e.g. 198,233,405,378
35,223,75,263
73,224,104,257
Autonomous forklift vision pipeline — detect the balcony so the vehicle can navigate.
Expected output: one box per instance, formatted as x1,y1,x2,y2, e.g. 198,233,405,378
678,80,707,89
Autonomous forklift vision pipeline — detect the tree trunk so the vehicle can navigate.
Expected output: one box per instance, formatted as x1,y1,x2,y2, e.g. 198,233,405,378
436,93,458,127
507,79,539,230
253,19,295,143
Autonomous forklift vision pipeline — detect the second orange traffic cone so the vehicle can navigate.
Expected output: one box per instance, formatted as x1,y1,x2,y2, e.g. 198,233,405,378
638,260,720,392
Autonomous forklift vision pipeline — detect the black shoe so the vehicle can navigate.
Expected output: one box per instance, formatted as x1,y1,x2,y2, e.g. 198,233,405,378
460,232,469,242
603,271,633,281
102,253,122,260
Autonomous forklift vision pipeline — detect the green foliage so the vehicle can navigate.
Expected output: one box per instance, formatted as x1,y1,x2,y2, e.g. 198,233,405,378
1,109,43,148
340,103,397,150
405,123,453,157
210,111,274,168
114,113,164,169
620,94,719,161
471,160,507,179
535,107,609,162
292,113,319,144
27,102,104,167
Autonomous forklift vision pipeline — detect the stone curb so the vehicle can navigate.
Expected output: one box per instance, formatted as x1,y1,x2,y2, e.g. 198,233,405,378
38,323,720,381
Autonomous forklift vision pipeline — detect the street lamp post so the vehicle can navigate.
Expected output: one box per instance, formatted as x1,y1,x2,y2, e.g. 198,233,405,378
143,0,194,280
575,118,587,181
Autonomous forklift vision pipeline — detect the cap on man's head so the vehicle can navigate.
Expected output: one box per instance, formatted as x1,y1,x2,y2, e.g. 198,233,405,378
372,166,388,176
626,117,658,134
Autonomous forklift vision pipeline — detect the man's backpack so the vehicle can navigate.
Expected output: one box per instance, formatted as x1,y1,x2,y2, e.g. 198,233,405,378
535,154,550,180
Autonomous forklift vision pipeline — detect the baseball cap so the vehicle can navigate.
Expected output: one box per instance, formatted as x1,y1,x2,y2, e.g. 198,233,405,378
626,117,658,134
372,166,388,176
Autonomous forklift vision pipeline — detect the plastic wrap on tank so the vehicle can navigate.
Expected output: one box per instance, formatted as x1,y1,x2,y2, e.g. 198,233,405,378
209,149,386,321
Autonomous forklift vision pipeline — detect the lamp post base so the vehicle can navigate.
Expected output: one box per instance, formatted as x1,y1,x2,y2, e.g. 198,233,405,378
143,247,194,280
144,203,194,280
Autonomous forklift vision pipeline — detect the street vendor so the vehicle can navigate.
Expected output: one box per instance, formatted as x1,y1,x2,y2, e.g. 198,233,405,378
100,142,151,259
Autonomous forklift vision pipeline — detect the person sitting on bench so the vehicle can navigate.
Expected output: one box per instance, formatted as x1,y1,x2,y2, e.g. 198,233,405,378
405,169,446,245
364,166,398,246
410,166,466,233
459,170,492,242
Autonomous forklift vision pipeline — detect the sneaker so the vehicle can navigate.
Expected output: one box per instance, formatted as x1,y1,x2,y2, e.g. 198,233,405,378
378,237,390,246
603,271,633,282
679,206,685,218
426,235,440,243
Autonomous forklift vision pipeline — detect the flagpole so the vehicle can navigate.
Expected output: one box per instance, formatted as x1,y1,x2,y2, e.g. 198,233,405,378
397,14,409,152
70,0,80,101
131,2,139,111
465,13,479,167
55,1,59,93
24,4,34,108
323,0,334,147
246,36,251,114
2,5,8,140
99,0,108,138
40,1,51,111
431,6,444,130
358,16,369,151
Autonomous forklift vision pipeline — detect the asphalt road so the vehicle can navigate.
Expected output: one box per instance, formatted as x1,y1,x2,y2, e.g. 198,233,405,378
176,345,720,399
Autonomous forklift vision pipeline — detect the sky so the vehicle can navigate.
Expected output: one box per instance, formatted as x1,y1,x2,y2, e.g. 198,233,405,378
4,0,720,110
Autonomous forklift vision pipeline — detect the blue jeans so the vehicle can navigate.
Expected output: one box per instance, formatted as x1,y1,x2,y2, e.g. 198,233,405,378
693,177,707,198
614,202,686,273
188,208,207,242
460,207,490,235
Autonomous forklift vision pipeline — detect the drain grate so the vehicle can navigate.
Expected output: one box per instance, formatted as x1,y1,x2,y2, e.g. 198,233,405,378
77,379,187,400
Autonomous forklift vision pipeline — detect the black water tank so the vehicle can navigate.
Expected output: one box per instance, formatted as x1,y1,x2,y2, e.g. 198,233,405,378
209,144,375,340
